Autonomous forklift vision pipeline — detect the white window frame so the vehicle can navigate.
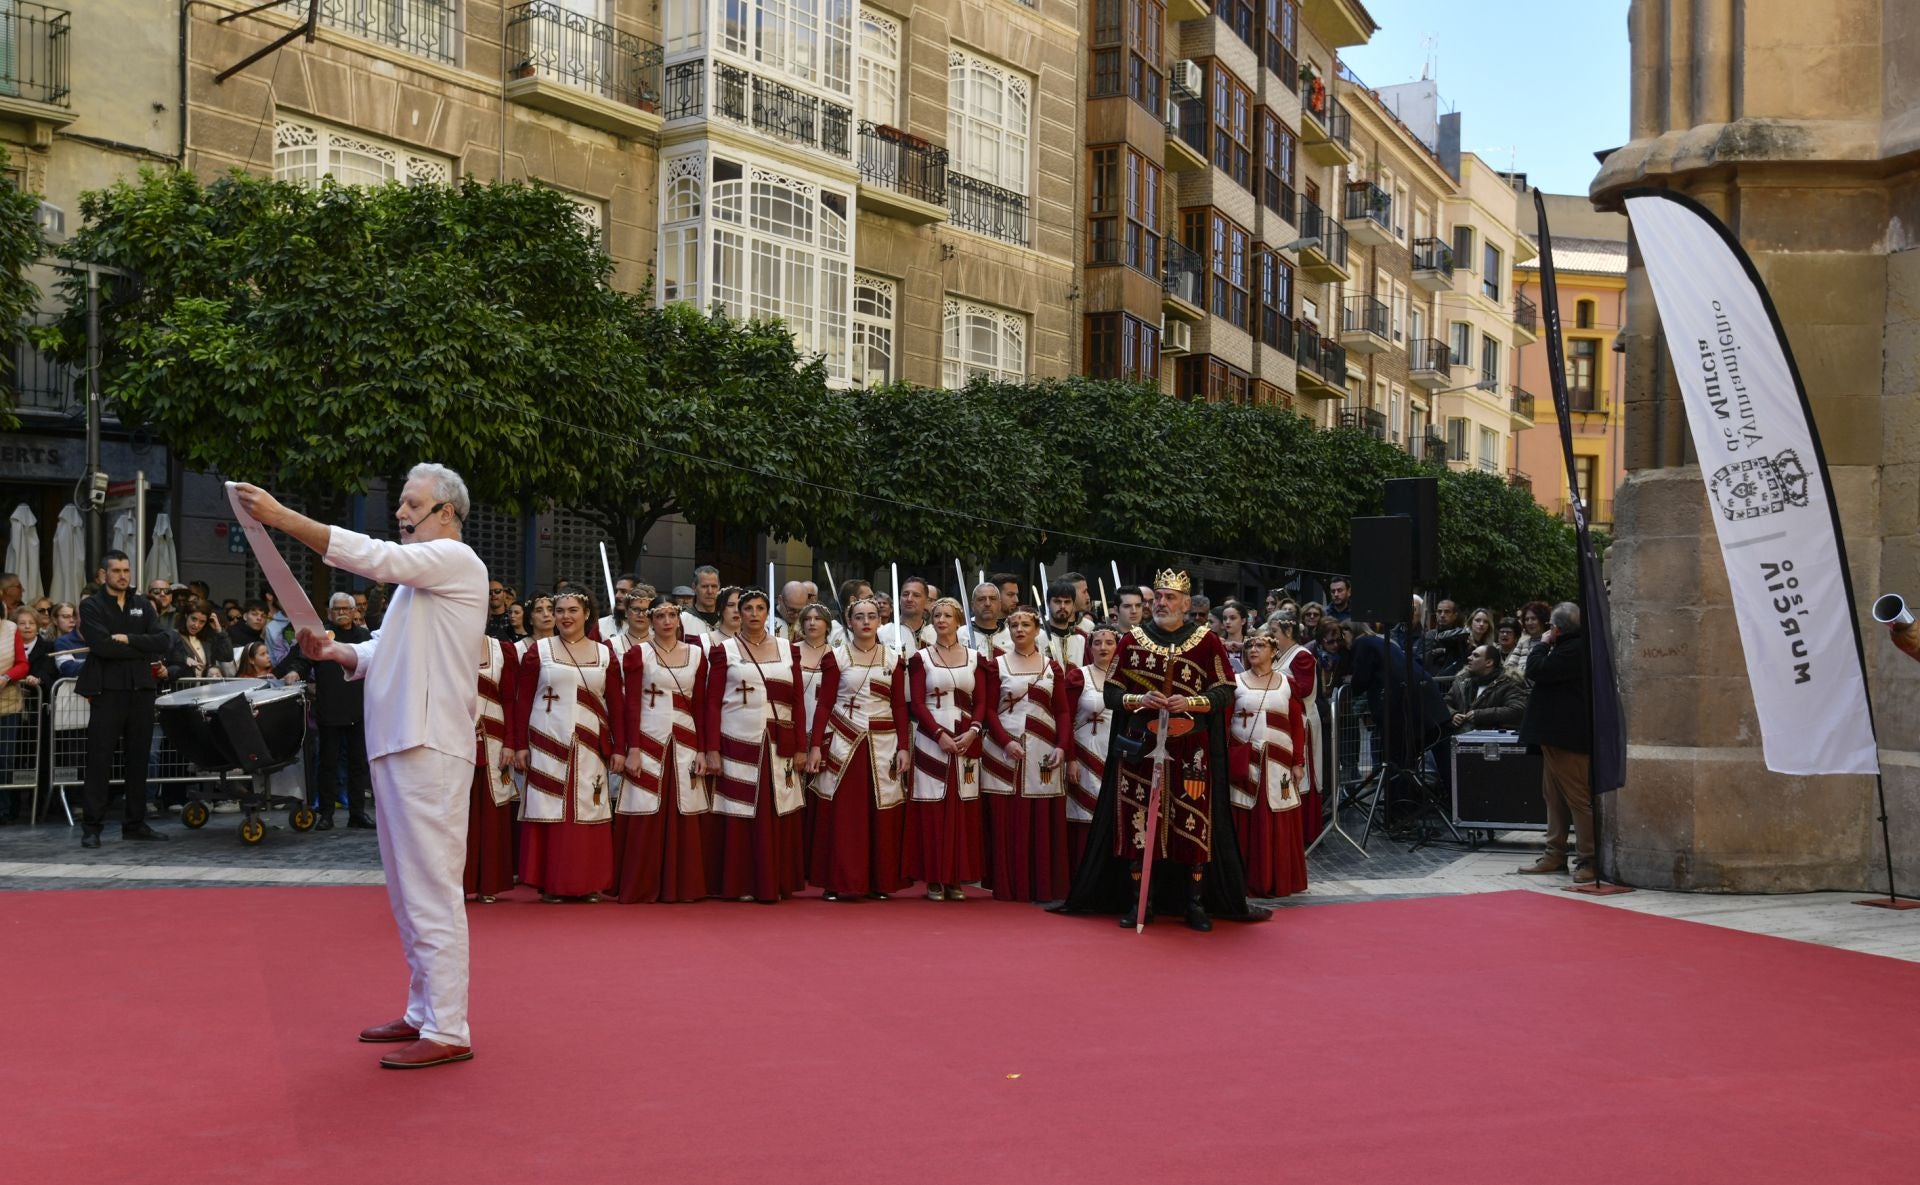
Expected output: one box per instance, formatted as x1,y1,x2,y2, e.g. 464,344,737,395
273,117,452,187
722,0,853,95
659,152,706,307
1478,425,1499,472
948,49,1031,196
852,272,897,386
857,12,902,127
943,297,1026,387
664,0,706,55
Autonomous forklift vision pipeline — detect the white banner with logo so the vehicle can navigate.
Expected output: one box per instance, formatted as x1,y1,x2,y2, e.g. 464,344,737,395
1625,192,1878,775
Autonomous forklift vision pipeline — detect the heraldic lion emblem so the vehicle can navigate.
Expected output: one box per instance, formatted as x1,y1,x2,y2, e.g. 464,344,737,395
1709,449,1810,521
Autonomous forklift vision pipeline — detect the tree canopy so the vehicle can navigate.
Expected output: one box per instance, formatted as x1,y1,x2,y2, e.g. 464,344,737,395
41,167,1578,607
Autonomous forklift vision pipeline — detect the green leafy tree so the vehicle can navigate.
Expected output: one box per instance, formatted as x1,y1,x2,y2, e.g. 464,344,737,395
0,146,46,424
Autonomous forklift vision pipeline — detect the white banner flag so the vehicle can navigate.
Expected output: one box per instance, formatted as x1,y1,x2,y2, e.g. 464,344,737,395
1626,192,1878,775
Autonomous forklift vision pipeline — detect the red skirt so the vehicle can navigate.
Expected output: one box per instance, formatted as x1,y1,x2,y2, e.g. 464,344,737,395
1236,798,1308,898
714,762,807,902
518,816,614,898
810,745,909,896
905,780,984,887
612,770,711,904
983,793,1070,902
464,765,516,898
1301,787,1324,844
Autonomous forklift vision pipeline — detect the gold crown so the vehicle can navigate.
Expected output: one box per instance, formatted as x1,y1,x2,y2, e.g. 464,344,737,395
1152,568,1193,594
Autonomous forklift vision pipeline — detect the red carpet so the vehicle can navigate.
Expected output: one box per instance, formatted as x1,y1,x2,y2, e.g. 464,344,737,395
6,887,1920,1184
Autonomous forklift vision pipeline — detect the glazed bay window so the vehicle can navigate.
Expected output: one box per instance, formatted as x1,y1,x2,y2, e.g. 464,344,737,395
274,117,452,186
1216,0,1254,49
1088,146,1160,276
721,0,855,97
1089,0,1164,115
852,273,896,386
1260,0,1298,84
1182,207,1250,332
1176,355,1251,403
1256,107,1296,222
948,50,1032,244
1256,249,1294,351
943,298,1027,386
1086,312,1162,382
667,154,854,383
856,12,900,126
1209,61,1253,191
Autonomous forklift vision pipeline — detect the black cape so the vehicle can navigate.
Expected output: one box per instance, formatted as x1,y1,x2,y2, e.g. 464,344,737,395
1053,623,1270,923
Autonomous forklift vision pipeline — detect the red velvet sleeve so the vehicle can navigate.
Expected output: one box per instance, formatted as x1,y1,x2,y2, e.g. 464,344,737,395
969,654,997,736
601,643,623,757
890,656,911,750
908,653,944,739
1291,696,1307,760
510,643,540,750
691,651,710,752
1286,649,1316,702
622,644,646,748
1050,660,1073,749
702,641,727,751
811,650,841,749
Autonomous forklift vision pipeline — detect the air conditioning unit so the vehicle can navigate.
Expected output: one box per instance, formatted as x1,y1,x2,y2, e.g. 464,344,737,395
1163,319,1192,354
1171,59,1204,100
1165,96,1181,133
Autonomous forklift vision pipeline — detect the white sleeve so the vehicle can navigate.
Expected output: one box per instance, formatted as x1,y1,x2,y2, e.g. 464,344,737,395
325,528,470,593
341,628,380,683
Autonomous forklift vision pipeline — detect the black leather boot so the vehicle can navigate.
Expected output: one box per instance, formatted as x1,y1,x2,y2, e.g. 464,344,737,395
1119,862,1155,928
1183,867,1212,932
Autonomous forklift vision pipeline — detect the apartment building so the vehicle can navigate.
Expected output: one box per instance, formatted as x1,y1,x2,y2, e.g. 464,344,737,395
1514,193,1626,530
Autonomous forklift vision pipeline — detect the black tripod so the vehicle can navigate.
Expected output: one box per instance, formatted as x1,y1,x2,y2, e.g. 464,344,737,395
1358,628,1464,850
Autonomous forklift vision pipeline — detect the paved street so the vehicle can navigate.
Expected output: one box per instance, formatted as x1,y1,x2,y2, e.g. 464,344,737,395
7,801,1918,963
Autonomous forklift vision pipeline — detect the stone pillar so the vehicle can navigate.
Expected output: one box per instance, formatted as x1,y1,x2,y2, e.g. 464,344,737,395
1592,1,1919,892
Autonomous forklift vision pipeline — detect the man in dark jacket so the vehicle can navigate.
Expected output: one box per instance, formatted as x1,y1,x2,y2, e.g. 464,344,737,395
285,592,374,830
1517,602,1594,883
77,550,173,848
1446,644,1530,731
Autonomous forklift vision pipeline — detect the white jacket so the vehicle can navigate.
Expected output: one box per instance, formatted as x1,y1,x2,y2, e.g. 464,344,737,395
325,528,488,762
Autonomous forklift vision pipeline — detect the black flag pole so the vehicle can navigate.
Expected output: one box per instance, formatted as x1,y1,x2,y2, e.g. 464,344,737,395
1532,191,1631,892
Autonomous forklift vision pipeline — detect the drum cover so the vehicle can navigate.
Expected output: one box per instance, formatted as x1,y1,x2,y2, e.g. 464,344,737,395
221,682,308,773
156,681,256,771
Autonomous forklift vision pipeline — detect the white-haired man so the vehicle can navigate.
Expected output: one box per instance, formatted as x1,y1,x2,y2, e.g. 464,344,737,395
233,464,488,1070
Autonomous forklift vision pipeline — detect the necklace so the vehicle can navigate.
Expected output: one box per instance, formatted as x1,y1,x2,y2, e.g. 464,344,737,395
931,641,969,668
651,639,692,699
555,634,596,672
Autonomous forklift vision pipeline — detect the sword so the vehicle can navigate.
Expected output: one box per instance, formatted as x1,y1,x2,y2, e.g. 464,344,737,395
1133,660,1178,935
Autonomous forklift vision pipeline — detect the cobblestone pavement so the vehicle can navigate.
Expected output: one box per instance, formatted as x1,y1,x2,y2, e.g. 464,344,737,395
6,801,1919,963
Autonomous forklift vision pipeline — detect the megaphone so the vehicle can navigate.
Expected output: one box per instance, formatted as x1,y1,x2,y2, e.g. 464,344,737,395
1873,594,1920,661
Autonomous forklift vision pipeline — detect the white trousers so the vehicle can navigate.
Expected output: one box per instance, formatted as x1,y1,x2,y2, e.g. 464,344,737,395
371,746,474,1047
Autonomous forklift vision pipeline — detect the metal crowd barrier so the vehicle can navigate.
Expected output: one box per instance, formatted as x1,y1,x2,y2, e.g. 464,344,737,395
44,675,315,826
1307,683,1381,856
2,682,47,823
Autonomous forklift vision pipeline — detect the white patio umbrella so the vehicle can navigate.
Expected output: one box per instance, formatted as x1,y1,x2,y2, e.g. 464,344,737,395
4,503,42,601
48,503,85,606
109,512,137,567
148,512,179,587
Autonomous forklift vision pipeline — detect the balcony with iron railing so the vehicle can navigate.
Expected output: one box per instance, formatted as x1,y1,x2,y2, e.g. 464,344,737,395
1508,469,1532,494
10,331,80,419
1338,294,1389,354
1299,78,1352,166
1162,239,1205,318
320,0,457,65
504,3,662,136
1408,337,1451,389
0,3,75,139
1512,292,1540,341
856,123,948,224
1422,430,1448,466
1260,305,1295,357
1411,236,1454,292
1343,181,1393,246
947,171,1028,246
1294,197,1349,282
1294,321,1347,395
1510,386,1536,424
1340,407,1387,440
1165,96,1207,172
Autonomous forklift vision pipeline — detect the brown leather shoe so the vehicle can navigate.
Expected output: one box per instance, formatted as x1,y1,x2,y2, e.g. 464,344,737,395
379,1039,474,1069
358,1018,420,1043
1518,858,1567,875
1571,866,1598,885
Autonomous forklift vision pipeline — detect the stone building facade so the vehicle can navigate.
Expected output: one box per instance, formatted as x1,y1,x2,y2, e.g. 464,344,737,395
1591,0,1920,891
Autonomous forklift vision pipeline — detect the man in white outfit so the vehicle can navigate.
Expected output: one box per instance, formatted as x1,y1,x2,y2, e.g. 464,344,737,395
233,464,487,1070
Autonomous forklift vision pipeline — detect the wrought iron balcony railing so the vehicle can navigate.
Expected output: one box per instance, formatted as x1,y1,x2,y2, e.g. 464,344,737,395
1296,197,1348,262
1295,322,1347,387
10,332,80,417
1423,431,1448,465
1342,294,1388,338
1340,407,1387,440
1176,96,1207,158
0,2,70,107
1261,306,1294,355
1409,337,1451,377
1511,386,1536,420
505,3,661,112
319,0,457,65
1343,181,1392,232
662,59,704,118
1412,236,1454,277
947,171,1028,245
1163,239,1205,307
1513,292,1540,335
1299,78,1350,148
1508,468,1532,493
857,123,947,205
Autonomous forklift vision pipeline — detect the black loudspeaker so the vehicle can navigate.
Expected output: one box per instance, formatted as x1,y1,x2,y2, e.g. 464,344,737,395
1348,516,1412,624
1450,732,1548,830
1385,476,1440,584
